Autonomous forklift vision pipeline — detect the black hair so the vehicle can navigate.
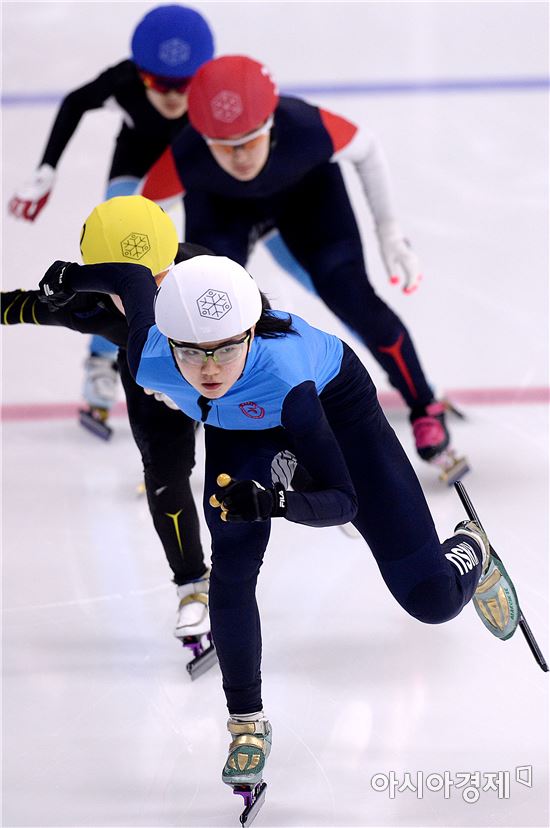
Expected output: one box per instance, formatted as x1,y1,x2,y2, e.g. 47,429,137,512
255,291,298,339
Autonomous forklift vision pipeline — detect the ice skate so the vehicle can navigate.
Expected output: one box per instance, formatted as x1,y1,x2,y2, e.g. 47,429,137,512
175,573,217,679
454,520,520,640
440,396,466,420
223,714,271,826
79,355,118,440
411,401,469,485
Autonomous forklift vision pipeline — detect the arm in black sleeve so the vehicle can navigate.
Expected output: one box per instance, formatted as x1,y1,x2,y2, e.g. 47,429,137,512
40,65,121,168
280,381,358,527
1,288,128,346
2,289,51,326
63,262,156,376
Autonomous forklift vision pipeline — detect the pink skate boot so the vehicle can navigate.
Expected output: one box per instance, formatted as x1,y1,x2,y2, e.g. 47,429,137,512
410,401,469,485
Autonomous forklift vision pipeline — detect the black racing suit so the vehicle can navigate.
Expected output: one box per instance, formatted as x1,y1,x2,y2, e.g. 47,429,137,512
1,244,206,586
40,60,189,182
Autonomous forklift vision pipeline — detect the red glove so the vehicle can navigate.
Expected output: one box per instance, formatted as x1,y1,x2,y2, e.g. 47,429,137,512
9,164,56,222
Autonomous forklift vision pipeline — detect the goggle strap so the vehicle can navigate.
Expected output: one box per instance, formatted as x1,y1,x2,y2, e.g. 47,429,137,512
204,115,274,147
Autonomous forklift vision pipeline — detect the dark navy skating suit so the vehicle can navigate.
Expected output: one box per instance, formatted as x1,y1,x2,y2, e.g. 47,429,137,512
62,261,482,715
141,96,434,412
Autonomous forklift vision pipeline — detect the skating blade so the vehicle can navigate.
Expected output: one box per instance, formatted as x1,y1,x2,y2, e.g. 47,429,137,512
233,782,267,827
432,451,470,486
440,397,467,420
78,408,112,440
185,642,218,680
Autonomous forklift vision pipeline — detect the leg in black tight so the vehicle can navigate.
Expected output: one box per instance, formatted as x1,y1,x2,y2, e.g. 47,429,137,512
118,350,206,585
276,163,434,408
203,426,289,714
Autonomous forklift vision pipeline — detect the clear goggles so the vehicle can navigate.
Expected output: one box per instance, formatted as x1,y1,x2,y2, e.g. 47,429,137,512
204,115,274,154
169,332,250,366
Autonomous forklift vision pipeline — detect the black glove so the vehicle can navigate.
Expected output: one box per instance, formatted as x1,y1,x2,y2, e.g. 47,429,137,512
38,260,78,310
209,473,287,522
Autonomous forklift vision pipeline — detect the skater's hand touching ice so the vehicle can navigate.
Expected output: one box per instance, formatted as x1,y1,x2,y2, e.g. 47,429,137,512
38,260,78,310
376,220,423,294
209,473,287,522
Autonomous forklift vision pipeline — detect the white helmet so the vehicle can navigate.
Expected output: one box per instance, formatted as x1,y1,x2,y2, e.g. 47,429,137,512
155,255,262,343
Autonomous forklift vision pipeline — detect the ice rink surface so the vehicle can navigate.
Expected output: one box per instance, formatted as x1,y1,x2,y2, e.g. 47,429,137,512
1,2,549,827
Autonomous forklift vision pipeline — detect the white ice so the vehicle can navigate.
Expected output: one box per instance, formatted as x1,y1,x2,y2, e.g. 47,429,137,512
1,3,549,827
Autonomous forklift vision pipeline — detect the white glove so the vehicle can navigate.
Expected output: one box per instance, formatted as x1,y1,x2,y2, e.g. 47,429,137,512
144,388,179,410
8,164,56,222
376,220,423,294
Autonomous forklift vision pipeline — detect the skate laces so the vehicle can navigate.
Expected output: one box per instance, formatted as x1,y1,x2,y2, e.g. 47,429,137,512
411,402,447,450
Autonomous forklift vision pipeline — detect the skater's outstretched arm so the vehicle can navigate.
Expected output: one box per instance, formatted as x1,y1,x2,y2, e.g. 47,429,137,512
38,261,156,375
1,288,126,345
321,109,423,294
9,65,125,222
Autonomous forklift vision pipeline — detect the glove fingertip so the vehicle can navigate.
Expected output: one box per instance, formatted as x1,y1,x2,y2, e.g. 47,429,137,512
403,274,423,295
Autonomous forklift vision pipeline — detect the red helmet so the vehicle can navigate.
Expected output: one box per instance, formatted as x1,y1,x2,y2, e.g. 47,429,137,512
188,55,279,139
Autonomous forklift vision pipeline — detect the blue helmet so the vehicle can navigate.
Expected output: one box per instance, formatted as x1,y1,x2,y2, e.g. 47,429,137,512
131,5,214,78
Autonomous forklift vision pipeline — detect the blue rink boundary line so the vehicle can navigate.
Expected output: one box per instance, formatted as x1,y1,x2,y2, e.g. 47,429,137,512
2,76,549,106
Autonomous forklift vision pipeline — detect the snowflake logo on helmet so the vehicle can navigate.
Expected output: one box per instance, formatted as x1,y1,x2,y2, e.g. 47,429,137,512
211,91,243,123
196,289,232,319
158,38,191,67
121,232,151,260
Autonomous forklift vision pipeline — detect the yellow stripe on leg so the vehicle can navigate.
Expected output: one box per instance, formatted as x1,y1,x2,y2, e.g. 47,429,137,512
165,509,184,555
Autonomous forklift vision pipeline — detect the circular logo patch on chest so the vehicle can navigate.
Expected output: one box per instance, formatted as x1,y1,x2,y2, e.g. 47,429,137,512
239,401,265,419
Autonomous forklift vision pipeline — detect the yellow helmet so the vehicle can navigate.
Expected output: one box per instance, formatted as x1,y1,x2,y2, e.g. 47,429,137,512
80,195,179,275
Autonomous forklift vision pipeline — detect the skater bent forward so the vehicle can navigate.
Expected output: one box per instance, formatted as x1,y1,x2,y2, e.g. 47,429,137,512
36,252,519,822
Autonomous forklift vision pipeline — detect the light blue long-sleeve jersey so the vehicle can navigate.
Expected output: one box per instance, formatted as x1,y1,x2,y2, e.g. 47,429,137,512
136,312,344,429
